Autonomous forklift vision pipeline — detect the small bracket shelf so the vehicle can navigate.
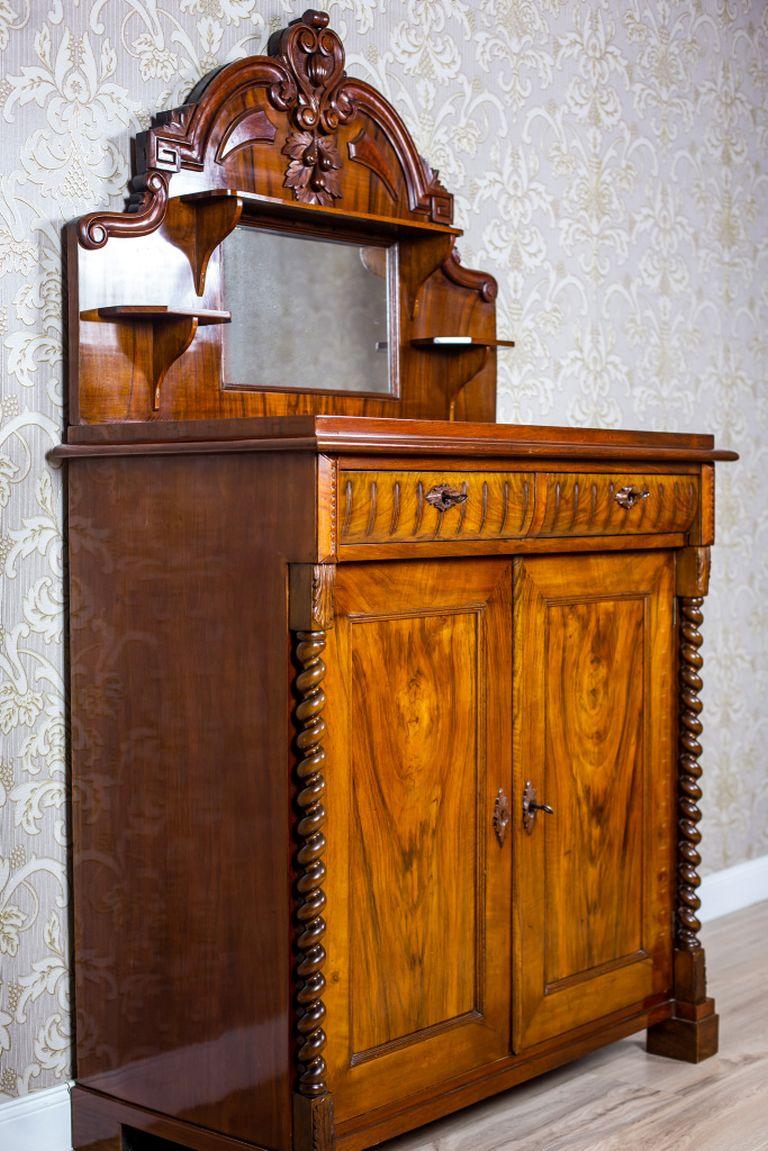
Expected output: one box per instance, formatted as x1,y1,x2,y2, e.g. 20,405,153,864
84,306,231,410
410,337,515,349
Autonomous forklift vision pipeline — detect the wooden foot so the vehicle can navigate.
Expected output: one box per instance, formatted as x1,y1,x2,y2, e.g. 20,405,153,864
647,1000,719,1063
647,949,719,1063
293,1093,335,1151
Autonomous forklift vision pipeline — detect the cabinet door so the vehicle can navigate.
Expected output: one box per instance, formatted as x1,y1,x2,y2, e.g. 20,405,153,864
323,560,513,1120
513,552,675,1051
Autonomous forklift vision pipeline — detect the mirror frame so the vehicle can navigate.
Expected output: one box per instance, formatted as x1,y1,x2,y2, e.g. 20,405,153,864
219,219,400,400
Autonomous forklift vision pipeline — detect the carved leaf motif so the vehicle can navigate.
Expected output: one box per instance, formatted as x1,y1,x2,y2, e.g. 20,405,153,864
283,130,342,206
269,11,353,206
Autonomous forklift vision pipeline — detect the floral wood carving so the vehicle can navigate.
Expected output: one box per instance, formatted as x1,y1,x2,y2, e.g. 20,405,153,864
75,9,456,251
268,9,355,205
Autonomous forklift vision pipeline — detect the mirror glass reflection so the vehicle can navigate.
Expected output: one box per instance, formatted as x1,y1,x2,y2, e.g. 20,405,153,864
222,226,394,395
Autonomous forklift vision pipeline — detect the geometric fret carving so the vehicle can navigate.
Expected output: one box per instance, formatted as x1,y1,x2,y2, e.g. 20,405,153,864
676,596,705,951
293,630,331,1099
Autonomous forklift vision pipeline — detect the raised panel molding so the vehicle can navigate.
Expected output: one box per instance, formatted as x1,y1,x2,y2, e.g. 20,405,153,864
513,552,675,1052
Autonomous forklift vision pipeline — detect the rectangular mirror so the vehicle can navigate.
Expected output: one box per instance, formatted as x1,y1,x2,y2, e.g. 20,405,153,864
221,225,397,395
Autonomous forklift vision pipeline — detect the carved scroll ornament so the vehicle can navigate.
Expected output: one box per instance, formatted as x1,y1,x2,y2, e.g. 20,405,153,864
269,9,354,206
76,8,455,250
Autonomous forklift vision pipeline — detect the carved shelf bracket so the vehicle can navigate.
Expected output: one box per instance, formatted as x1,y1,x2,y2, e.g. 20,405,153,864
87,306,230,410
172,192,245,295
293,629,330,1102
441,247,498,303
676,596,705,952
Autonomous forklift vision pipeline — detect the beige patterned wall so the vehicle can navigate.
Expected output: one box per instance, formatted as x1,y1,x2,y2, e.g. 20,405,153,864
0,0,765,1102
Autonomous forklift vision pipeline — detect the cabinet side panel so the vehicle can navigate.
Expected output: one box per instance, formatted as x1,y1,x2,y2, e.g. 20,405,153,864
68,453,315,1149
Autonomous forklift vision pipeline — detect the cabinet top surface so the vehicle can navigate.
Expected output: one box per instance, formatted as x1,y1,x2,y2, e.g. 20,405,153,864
54,415,738,463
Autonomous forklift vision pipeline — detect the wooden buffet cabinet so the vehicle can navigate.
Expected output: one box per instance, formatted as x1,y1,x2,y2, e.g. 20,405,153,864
56,11,737,1151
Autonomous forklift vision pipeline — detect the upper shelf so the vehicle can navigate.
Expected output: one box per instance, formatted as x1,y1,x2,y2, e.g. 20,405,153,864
163,189,463,299
177,189,463,239
90,306,231,324
411,337,515,349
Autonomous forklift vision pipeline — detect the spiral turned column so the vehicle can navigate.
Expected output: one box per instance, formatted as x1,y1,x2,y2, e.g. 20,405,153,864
294,630,330,1100
676,596,705,951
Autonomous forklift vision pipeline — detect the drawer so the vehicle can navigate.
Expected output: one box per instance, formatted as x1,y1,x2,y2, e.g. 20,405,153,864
339,470,534,545
534,473,699,537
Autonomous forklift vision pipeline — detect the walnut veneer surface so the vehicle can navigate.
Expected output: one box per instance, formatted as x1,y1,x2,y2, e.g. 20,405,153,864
58,10,737,1151
379,903,768,1151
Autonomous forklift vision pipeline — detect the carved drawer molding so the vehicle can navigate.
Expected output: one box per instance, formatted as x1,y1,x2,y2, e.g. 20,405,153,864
338,470,535,545
534,473,699,538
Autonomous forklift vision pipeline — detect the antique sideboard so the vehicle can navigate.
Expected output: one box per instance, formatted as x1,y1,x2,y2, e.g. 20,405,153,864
54,10,737,1151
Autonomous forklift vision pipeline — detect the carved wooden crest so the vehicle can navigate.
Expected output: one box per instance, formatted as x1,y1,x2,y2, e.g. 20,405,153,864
78,8,453,250
269,10,354,205
68,7,501,427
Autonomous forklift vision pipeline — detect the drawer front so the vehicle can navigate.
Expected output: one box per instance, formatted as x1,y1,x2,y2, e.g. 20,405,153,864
340,470,534,545
535,473,699,537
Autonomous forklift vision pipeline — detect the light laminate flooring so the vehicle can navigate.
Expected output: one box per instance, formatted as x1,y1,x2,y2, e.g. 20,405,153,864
381,901,768,1151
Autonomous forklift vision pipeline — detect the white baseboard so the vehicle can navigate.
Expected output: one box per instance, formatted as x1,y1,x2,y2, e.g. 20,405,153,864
0,1083,71,1150
0,859,765,1149
699,853,768,923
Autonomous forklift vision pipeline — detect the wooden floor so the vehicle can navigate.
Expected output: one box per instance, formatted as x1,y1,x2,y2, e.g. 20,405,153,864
382,901,768,1151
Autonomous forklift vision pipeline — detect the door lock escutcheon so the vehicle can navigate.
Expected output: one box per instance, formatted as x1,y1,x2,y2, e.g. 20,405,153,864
522,780,554,834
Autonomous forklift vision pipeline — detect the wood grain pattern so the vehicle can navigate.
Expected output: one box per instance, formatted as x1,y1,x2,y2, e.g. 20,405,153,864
544,595,645,983
513,552,675,1051
339,470,533,544
68,8,502,426
322,560,513,1122
67,451,315,1150
373,904,765,1151
349,609,478,1054
533,472,699,537
60,11,734,1147
60,412,736,462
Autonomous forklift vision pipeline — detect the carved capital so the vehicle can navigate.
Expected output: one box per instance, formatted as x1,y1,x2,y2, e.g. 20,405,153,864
290,565,336,632
677,546,711,598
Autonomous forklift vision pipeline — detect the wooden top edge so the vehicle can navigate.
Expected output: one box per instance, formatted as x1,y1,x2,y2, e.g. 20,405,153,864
52,416,738,463
177,189,463,236
63,415,729,449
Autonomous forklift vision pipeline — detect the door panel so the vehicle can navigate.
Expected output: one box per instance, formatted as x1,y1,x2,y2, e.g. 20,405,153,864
324,560,513,1119
513,552,675,1051
349,610,479,1054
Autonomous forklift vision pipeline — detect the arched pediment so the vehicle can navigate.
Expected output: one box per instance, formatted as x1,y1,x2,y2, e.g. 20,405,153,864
79,9,453,251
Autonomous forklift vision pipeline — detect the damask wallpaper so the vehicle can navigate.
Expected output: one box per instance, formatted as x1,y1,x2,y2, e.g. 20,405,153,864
0,0,765,1103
